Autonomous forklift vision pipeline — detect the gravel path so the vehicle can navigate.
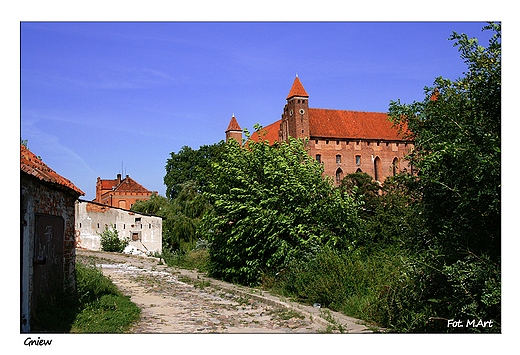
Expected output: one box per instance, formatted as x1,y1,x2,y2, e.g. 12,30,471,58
76,250,323,333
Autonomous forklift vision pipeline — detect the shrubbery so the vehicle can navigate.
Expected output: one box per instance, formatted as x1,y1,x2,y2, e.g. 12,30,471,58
99,224,129,253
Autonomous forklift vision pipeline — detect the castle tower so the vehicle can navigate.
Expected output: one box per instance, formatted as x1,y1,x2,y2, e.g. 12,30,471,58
225,114,243,145
279,75,310,142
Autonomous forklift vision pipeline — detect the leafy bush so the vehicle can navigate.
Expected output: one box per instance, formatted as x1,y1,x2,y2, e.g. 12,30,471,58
99,224,129,253
200,129,362,285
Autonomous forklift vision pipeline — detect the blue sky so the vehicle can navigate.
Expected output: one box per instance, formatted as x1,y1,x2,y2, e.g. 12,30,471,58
21,21,495,200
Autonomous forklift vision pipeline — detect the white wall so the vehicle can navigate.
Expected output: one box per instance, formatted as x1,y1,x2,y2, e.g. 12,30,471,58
75,201,162,254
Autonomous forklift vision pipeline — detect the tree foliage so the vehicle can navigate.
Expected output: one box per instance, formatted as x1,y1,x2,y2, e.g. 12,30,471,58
164,141,226,199
200,126,362,285
388,22,501,259
385,23,501,331
132,184,209,251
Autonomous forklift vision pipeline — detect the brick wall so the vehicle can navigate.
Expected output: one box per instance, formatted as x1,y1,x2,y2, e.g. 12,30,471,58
308,138,413,185
21,174,78,332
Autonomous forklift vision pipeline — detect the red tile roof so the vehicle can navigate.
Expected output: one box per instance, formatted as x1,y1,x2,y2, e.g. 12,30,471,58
112,176,151,193
308,108,405,140
286,76,309,100
226,116,242,132
248,120,281,146
100,179,119,190
247,108,408,146
20,144,84,196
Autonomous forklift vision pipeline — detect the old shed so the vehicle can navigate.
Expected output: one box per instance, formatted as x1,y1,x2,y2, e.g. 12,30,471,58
20,144,84,332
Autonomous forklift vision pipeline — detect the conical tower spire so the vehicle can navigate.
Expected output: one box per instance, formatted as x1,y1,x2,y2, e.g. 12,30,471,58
286,75,309,100
225,114,243,145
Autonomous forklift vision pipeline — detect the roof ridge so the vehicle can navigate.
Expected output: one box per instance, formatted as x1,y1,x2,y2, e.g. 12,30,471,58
309,107,387,115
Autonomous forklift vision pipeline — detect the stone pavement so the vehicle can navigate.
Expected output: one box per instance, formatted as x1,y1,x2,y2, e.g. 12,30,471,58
76,249,383,333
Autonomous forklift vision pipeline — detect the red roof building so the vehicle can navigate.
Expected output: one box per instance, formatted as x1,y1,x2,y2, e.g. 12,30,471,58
93,174,155,209
20,144,84,332
228,76,414,184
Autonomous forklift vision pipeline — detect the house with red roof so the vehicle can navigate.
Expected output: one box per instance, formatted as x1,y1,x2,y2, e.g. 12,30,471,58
20,144,84,332
93,173,155,209
226,76,414,184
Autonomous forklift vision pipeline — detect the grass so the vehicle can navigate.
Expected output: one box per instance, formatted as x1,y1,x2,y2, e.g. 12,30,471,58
33,261,140,333
161,248,210,272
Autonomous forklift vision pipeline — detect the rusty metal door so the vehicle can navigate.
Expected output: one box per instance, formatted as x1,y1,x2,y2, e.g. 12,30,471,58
33,214,64,309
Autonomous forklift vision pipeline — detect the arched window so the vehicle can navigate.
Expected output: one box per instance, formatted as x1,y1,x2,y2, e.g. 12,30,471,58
392,157,399,176
316,154,321,163
374,156,382,182
356,168,362,173
336,168,343,185
336,155,341,164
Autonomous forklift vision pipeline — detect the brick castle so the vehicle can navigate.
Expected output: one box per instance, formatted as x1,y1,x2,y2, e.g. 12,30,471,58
226,76,414,184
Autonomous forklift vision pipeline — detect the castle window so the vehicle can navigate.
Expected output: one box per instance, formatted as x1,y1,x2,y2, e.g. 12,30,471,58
132,232,140,241
315,140,318,144
336,168,343,185
356,155,361,165
302,100,305,103
392,157,399,176
374,156,382,182
316,154,321,164
336,141,339,145
356,168,362,173
135,217,141,223
336,155,341,164
326,140,329,144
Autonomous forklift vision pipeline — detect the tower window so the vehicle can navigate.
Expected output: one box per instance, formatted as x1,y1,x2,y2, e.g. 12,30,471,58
316,154,321,164
336,155,341,164
356,155,361,165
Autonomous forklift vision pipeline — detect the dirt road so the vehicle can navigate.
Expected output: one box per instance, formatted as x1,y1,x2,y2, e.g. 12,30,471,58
76,249,378,333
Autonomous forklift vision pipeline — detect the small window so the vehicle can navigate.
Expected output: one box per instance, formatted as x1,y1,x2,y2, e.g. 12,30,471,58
149,224,151,229
123,224,125,229
135,217,141,223
336,141,339,145
97,223,100,228
79,223,82,228
316,154,322,164
356,155,361,165
132,233,140,241
336,168,343,184
336,155,341,164
315,140,318,144
326,140,329,144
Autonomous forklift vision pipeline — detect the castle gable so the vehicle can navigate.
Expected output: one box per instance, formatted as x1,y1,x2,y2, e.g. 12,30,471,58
113,176,151,193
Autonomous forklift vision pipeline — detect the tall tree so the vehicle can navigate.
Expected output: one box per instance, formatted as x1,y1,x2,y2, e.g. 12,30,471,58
388,23,501,259
164,141,225,199
200,126,362,285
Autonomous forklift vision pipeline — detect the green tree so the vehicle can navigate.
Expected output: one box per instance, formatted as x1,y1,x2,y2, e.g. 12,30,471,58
388,22,501,259
386,23,501,331
164,141,226,199
132,186,209,251
200,126,362,285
